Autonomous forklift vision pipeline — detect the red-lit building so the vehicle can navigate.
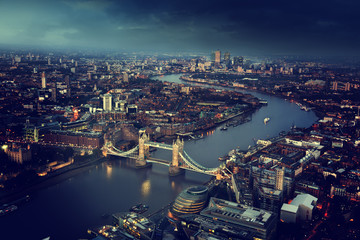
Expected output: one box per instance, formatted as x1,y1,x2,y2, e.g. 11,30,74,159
44,130,103,148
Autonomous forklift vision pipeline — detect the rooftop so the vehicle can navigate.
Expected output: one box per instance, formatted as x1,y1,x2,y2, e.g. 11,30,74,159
187,186,208,195
281,203,298,214
200,198,276,228
260,186,282,197
291,194,317,210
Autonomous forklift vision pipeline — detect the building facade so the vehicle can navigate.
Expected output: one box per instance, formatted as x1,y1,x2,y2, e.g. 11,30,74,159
103,93,113,112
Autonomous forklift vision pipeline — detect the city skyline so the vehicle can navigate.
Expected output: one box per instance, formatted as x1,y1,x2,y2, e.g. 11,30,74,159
1,46,360,239
1,0,360,56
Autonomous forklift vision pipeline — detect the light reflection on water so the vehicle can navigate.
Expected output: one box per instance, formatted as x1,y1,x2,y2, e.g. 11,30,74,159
141,179,151,197
106,164,112,179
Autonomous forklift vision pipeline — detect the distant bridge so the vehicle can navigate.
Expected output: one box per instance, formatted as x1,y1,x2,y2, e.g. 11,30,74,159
103,131,231,178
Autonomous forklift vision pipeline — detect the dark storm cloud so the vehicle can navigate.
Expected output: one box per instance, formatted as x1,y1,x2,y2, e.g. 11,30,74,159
1,0,360,55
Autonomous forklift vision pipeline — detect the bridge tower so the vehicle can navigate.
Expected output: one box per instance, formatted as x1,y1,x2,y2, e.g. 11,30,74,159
136,131,150,168
169,137,185,176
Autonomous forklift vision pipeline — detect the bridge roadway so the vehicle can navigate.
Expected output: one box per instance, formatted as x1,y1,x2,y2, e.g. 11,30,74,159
147,157,170,166
147,157,217,176
144,141,173,150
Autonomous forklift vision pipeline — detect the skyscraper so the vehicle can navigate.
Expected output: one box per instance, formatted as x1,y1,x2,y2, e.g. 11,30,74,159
224,52,231,66
332,81,338,91
215,50,221,64
103,94,112,112
65,75,71,97
123,72,129,82
233,56,244,67
51,83,57,102
275,167,284,191
41,72,46,89
345,82,351,91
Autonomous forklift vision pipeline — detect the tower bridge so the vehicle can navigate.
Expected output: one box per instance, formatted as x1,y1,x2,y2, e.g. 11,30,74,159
103,131,231,178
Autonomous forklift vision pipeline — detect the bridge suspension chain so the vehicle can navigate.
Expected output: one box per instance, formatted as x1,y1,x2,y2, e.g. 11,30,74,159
109,144,139,157
182,150,219,172
182,150,206,169
180,151,219,174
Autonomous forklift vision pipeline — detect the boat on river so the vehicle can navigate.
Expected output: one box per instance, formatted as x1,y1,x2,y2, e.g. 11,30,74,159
220,126,228,131
0,205,18,216
130,203,149,214
264,117,270,124
259,99,268,105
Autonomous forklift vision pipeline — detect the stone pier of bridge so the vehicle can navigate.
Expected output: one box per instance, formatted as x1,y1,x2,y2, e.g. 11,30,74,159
169,137,185,176
136,131,150,168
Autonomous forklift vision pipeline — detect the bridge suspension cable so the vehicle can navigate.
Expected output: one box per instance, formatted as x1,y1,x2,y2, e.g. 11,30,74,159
182,150,206,170
179,151,219,174
107,144,139,158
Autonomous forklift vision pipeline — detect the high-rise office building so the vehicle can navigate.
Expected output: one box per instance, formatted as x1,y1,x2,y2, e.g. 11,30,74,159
215,50,221,64
332,81,338,91
275,167,284,191
251,166,294,200
233,56,244,67
15,56,21,63
345,82,351,91
41,72,46,89
258,186,283,213
224,52,230,65
210,52,215,62
65,75,70,87
123,72,129,82
51,83,57,102
65,75,71,97
332,81,351,91
103,94,113,112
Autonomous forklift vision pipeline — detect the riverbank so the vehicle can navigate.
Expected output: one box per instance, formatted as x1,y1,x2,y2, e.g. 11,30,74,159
176,73,323,121
0,156,106,205
157,106,258,144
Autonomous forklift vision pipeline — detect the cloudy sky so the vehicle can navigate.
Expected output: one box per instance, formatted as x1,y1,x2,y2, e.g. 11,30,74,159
1,0,359,56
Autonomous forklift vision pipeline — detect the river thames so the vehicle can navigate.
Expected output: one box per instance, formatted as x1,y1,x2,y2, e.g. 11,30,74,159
0,74,318,240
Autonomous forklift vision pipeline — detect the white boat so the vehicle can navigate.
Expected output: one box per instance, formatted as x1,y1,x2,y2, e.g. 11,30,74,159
220,126,228,131
264,117,270,124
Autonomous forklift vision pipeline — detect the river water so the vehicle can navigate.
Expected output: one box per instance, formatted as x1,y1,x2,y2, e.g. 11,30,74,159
0,74,318,240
